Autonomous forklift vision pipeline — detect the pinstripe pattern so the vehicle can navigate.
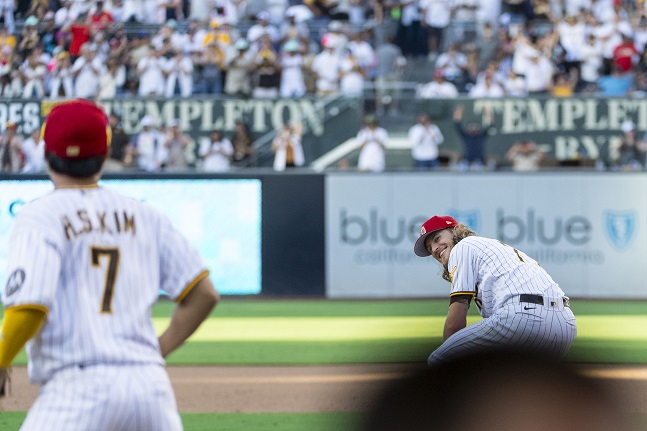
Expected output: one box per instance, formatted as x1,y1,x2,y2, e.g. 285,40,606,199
2,186,207,430
429,236,577,365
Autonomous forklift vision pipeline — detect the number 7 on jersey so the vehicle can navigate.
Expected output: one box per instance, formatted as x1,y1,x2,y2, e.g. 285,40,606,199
91,247,120,313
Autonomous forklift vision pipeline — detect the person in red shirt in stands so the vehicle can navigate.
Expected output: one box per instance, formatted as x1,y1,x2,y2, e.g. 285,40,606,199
63,12,92,62
89,1,114,33
612,32,639,73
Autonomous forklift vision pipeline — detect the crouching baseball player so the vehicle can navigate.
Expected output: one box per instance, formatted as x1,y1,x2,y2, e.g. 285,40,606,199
0,99,220,430
414,215,577,366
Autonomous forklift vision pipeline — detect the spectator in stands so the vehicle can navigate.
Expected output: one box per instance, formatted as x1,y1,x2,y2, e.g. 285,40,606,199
131,115,166,172
195,38,224,94
55,1,77,28
104,111,131,171
152,19,185,52
374,35,405,116
18,16,41,59
265,0,288,25
0,0,15,34
0,25,16,53
252,36,280,98
123,0,164,24
106,0,126,22
417,69,459,98
163,0,185,21
357,114,387,173
163,49,194,97
199,129,234,172
279,9,309,48
311,37,342,95
48,50,74,98
450,0,479,42
232,120,255,167
321,20,349,57
396,0,424,58
419,0,451,59
247,11,280,49
97,54,127,99
502,68,527,96
0,121,23,173
434,43,468,91
555,14,586,77
209,0,245,26
634,15,647,53
163,119,192,171
453,104,493,171
72,43,105,98
279,39,307,98
89,1,114,33
63,11,91,61
596,63,633,96
468,69,505,97
409,112,444,170
611,120,646,171
506,139,544,172
339,50,365,97
223,38,253,96
523,51,555,94
612,32,639,74
137,46,166,96
347,30,376,79
20,127,45,174
550,69,579,97
39,12,59,56
579,33,604,92
303,0,336,22
476,22,498,72
185,18,208,53
272,122,305,171
21,50,47,98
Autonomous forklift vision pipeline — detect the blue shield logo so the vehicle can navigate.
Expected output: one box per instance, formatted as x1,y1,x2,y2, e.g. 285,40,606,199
448,209,480,231
604,211,636,251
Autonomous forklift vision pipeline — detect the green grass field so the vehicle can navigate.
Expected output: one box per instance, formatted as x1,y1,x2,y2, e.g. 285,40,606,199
1,298,645,430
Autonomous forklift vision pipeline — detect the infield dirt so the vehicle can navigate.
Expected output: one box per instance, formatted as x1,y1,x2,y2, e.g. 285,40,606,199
1,364,647,414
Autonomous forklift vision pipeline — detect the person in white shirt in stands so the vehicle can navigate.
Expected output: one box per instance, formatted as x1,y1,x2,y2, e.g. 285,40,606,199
20,128,45,173
417,69,459,98
279,40,307,98
468,71,505,98
137,46,166,96
163,50,193,97
55,1,78,29
247,11,280,49
199,129,234,172
71,43,105,99
434,43,468,90
357,115,388,173
21,51,47,98
49,51,75,99
311,39,343,96
130,115,166,172
409,113,444,170
502,69,528,96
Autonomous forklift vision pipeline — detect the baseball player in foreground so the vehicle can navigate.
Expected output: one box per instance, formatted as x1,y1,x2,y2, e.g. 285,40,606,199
0,99,220,430
414,215,577,366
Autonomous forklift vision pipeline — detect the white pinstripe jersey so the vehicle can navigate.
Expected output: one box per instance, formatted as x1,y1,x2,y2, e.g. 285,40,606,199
2,186,208,384
447,236,566,318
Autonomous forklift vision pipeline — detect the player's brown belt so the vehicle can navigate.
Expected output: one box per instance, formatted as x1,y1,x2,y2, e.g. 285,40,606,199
519,294,570,308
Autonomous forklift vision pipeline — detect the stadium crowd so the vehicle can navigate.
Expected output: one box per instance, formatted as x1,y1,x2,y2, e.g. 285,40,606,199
2,0,647,173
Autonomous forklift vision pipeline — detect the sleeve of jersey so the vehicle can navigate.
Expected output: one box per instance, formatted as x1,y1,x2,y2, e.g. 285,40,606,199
2,226,61,312
448,241,479,298
157,215,210,302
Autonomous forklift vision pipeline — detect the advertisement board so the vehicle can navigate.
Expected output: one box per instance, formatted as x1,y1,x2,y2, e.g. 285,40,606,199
326,173,647,298
0,178,262,295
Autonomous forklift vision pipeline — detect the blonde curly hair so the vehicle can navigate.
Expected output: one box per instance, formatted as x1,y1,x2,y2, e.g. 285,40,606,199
441,224,477,282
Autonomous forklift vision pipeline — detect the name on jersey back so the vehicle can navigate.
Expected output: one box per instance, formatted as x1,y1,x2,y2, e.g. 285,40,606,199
61,210,136,240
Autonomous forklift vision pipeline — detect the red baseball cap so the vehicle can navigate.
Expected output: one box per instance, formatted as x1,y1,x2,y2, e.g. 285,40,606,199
43,99,111,159
414,215,459,257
